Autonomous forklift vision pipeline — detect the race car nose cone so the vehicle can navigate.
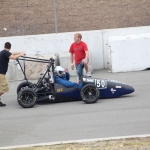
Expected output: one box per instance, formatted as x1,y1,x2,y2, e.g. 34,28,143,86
122,84,135,95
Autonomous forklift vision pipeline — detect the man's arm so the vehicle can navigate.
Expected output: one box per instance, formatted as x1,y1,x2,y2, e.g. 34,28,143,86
70,53,74,70
12,51,26,55
83,41,89,61
65,72,70,80
12,52,21,55
70,53,74,64
85,51,89,59
83,51,89,64
9,52,25,60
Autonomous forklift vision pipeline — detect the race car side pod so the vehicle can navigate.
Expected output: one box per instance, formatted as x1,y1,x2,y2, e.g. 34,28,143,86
37,95,55,102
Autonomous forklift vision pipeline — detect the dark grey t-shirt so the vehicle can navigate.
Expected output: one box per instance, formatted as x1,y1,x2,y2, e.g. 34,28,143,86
0,50,12,74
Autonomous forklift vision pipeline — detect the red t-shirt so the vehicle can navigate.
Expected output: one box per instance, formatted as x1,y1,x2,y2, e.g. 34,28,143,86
69,41,88,64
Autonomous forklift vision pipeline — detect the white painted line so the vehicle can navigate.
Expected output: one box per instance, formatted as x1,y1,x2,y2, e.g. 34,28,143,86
0,134,150,150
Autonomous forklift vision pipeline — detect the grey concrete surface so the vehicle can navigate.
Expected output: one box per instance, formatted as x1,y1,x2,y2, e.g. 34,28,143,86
0,69,150,147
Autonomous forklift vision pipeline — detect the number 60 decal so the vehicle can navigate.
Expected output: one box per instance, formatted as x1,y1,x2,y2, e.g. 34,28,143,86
95,79,107,88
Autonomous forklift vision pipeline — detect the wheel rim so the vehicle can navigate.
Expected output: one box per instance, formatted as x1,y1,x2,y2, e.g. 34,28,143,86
20,92,35,106
82,87,97,101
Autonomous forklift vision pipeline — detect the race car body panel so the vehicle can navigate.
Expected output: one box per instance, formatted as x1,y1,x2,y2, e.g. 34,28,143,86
54,77,134,101
54,84,81,101
82,77,134,98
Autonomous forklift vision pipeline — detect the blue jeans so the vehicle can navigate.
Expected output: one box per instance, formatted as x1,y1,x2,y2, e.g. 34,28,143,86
76,61,84,79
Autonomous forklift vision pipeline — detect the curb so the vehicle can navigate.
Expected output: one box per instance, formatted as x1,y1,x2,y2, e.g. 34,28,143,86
0,134,150,150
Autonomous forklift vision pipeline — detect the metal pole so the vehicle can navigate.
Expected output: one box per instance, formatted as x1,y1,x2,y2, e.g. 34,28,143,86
53,0,58,33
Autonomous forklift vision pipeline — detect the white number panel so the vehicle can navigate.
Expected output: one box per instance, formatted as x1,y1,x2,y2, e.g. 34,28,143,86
95,79,107,89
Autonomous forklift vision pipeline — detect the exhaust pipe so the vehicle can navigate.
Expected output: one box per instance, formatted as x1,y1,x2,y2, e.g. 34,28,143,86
37,95,55,102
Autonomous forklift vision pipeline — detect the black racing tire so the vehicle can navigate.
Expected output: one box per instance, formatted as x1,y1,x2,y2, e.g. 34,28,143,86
80,84,100,104
17,81,33,94
17,88,37,108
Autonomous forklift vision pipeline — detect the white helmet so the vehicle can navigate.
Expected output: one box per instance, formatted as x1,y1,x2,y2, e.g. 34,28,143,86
54,66,65,77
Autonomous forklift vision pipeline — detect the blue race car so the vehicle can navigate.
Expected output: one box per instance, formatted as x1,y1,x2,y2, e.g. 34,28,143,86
16,57,134,108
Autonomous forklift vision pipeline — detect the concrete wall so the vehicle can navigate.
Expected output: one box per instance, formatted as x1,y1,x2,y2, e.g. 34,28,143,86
108,33,150,72
1,26,150,80
0,31,103,70
102,26,150,68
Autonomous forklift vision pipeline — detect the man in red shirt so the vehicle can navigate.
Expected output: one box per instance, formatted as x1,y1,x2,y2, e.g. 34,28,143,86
69,33,91,80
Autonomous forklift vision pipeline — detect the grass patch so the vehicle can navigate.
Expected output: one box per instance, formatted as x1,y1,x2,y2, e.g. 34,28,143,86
6,137,150,150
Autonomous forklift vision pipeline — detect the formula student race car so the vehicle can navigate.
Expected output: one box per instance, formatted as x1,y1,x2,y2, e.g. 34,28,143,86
16,56,134,108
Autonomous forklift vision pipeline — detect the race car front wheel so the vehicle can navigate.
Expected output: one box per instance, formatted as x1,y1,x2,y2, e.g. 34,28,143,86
17,88,37,108
80,84,100,104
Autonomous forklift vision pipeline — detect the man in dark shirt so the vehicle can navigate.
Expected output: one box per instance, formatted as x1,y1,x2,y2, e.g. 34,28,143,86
0,42,26,107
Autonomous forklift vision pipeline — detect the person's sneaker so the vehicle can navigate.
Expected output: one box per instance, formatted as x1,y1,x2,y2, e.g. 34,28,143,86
86,72,91,77
0,102,6,107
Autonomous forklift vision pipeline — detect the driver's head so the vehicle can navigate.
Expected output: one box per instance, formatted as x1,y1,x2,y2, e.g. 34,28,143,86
54,66,65,78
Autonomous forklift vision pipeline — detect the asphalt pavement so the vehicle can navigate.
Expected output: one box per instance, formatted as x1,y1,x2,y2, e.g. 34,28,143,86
0,69,150,148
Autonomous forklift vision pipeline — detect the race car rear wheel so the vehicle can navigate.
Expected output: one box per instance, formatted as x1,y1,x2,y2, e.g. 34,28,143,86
80,84,99,104
17,88,37,108
17,81,33,94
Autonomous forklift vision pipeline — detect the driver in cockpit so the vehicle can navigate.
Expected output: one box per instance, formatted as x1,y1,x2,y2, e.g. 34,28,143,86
54,66,82,88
